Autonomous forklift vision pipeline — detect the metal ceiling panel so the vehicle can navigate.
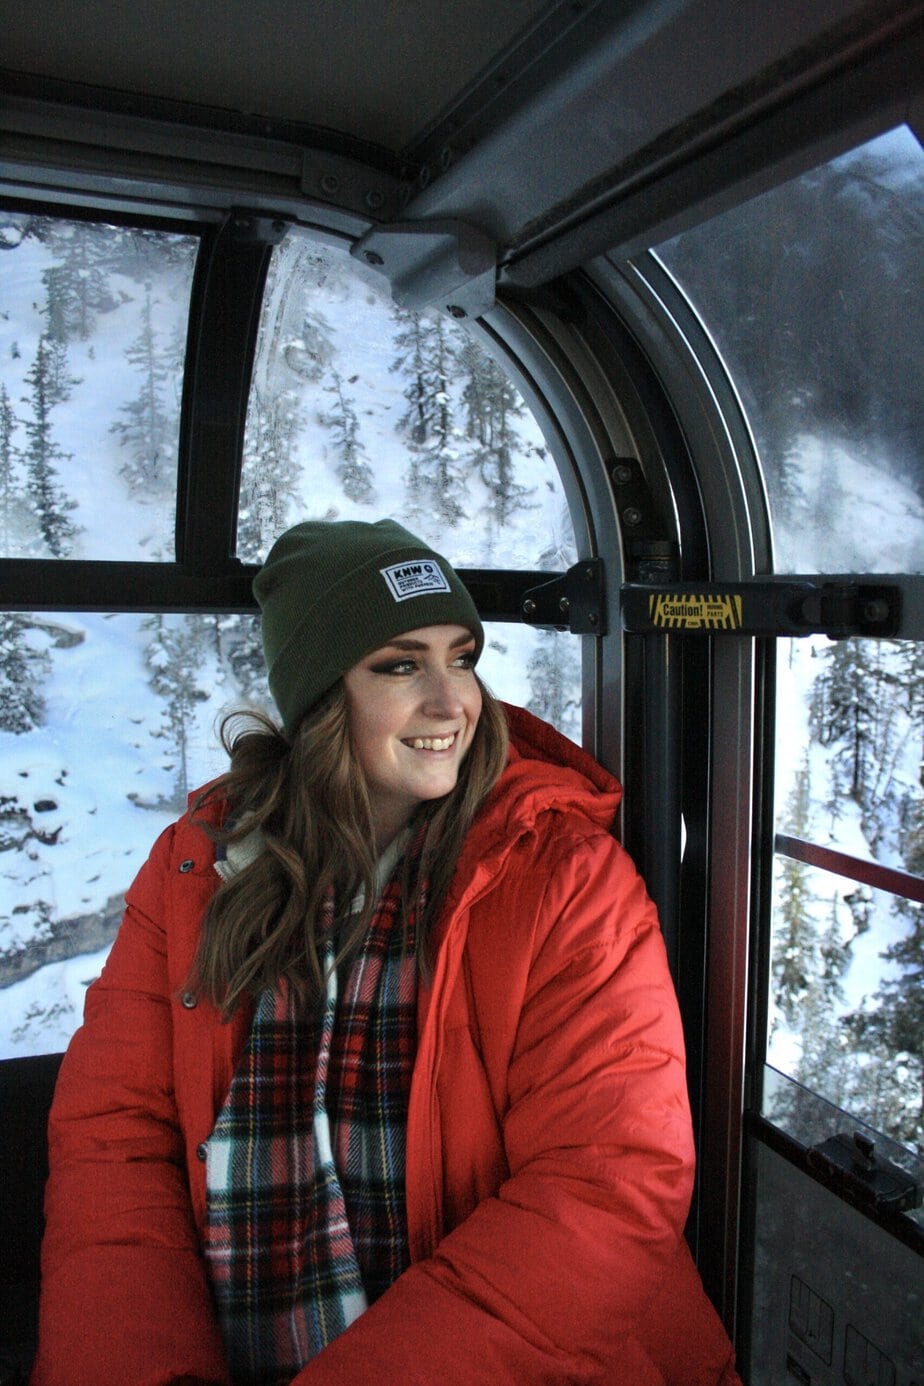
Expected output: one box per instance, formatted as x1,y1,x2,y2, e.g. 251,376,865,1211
0,0,553,154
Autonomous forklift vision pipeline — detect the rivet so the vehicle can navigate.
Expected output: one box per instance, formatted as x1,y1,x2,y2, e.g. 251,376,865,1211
623,507,643,527
196,1142,208,1162
178,858,195,873
364,188,385,211
523,598,537,616
319,173,340,195
612,463,634,485
559,596,570,613
180,991,198,1009
364,250,384,267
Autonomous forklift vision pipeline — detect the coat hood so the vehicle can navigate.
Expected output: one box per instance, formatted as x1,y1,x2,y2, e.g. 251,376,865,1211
427,702,623,939
493,700,622,835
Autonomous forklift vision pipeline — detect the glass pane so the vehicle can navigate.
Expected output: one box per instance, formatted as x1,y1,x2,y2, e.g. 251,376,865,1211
0,606,580,1058
0,609,255,1058
239,233,575,572
768,634,923,1153
656,126,924,574
0,212,199,560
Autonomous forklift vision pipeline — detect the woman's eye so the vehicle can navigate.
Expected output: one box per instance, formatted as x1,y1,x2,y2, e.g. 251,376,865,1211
453,651,477,669
370,658,417,675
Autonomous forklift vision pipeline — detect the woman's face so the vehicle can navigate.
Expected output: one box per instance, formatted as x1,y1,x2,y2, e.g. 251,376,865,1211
343,623,483,847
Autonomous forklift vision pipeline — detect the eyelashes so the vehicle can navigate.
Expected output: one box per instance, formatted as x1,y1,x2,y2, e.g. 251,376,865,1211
368,650,477,677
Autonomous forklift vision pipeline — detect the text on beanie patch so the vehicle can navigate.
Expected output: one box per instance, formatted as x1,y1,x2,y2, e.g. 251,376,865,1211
380,560,452,601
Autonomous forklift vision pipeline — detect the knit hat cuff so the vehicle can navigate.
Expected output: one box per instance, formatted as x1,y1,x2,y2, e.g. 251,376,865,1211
257,527,483,735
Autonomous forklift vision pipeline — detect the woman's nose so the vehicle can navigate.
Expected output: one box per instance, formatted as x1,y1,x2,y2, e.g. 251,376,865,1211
421,669,464,717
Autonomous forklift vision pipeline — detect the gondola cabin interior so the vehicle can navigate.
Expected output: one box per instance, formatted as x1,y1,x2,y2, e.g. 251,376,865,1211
1,2,922,1381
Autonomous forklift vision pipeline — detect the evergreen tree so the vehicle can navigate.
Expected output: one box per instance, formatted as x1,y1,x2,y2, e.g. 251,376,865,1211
392,309,467,526
322,369,375,503
218,612,269,706
38,220,117,341
845,898,924,1151
457,337,534,533
793,894,854,1105
772,756,821,1027
111,282,177,491
525,630,581,741
143,613,210,807
0,384,22,550
237,386,304,561
0,613,50,733
21,336,79,557
808,638,903,848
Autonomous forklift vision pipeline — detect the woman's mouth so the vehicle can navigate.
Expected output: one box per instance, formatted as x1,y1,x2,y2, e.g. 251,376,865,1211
402,733,457,751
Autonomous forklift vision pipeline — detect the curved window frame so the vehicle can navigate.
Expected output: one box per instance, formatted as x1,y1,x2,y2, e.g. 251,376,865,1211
596,114,924,1339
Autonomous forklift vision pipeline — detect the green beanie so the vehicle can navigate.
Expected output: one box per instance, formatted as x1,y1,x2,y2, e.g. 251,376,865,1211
254,518,484,736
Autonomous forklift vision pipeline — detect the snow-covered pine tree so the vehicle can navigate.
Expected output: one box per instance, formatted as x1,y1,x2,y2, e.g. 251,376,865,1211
143,613,210,807
20,335,79,557
237,386,305,560
457,337,534,535
392,309,467,526
525,629,581,741
809,638,909,854
771,756,821,1029
0,384,24,551
322,368,375,503
110,282,178,491
0,612,51,734
792,893,854,1106
37,219,117,341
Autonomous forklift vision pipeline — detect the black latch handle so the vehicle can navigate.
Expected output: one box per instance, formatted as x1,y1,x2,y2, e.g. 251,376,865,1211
807,1131,922,1215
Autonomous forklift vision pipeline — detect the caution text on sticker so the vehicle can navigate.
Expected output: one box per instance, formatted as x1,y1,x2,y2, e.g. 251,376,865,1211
648,592,744,630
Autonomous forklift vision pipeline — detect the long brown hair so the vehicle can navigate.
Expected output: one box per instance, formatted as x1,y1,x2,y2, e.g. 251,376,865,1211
188,676,508,1015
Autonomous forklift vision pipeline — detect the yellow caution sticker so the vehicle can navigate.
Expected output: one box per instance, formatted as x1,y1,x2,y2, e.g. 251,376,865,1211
648,592,744,630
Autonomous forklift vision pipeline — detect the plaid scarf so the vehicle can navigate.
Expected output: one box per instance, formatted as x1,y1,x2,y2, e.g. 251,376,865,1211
203,839,420,1385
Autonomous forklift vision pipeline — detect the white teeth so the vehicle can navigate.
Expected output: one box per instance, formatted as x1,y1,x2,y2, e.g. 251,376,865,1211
407,734,455,751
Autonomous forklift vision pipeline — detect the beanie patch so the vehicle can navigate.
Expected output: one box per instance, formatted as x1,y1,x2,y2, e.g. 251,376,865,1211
379,559,452,602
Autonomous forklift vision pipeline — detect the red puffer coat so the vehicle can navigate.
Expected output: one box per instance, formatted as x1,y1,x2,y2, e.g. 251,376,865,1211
33,704,740,1385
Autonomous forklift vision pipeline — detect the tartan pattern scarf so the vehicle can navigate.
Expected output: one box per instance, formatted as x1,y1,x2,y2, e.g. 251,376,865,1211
203,841,420,1386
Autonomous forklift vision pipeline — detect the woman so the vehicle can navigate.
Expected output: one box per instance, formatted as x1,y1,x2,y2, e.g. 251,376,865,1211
33,519,740,1385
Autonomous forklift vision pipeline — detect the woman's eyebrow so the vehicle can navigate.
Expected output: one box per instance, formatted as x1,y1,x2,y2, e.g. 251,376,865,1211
380,633,475,652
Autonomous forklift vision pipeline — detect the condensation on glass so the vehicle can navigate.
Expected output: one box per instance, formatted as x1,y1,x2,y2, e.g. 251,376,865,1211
657,125,924,578
0,211,199,561
657,129,924,1156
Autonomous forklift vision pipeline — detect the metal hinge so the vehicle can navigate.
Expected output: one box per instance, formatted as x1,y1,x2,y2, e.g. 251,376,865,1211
520,559,607,634
621,580,902,638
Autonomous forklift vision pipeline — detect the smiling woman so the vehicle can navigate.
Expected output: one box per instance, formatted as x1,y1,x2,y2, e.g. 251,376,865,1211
32,517,740,1386
344,625,483,847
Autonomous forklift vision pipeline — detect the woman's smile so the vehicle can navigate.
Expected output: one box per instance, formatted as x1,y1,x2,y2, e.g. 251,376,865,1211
402,732,457,751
